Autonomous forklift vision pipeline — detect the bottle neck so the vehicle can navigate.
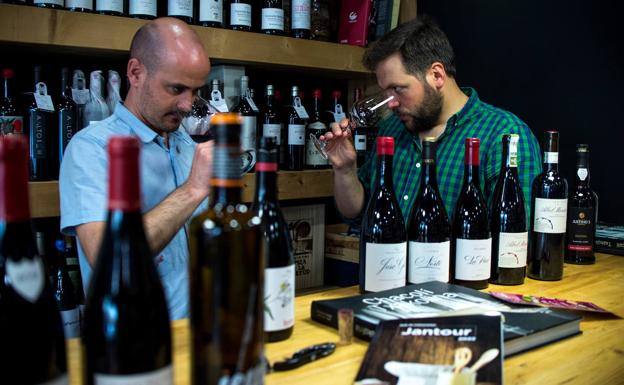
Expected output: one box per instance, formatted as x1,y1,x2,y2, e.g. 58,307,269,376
377,154,394,188
211,144,243,207
502,141,520,176
463,164,480,186
575,160,590,187
265,94,274,109
421,159,439,189
544,151,559,171
254,168,278,204
312,97,322,120
3,77,8,99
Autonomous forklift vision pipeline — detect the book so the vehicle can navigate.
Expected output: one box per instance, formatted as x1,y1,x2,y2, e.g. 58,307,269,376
310,281,582,356
355,314,504,385
595,222,624,256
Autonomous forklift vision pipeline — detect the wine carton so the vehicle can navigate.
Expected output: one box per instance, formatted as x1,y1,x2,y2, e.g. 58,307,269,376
338,0,374,47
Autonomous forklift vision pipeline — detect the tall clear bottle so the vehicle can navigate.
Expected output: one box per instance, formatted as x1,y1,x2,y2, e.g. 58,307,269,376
407,137,451,284
84,137,172,385
528,131,568,280
28,65,56,181
57,67,78,165
359,136,407,293
0,135,68,385
490,134,527,285
232,75,259,170
0,68,24,136
253,136,295,342
565,144,596,264
285,85,307,170
450,138,491,290
190,113,265,385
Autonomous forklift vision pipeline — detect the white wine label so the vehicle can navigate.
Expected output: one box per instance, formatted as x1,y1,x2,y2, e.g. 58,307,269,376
291,0,311,29
455,238,491,281
230,3,252,26
199,0,223,23
354,134,367,150
96,0,123,13
240,116,257,153
34,0,63,5
263,123,282,144
60,308,81,339
261,8,285,30
38,374,68,385
168,0,193,17
130,0,157,16
65,0,93,9
544,151,559,164
498,232,528,268
95,365,173,385
332,104,346,122
364,242,407,292
71,88,90,105
534,198,568,233
509,134,519,167
264,264,295,332
6,257,45,303
408,240,450,284
577,168,588,181
293,97,309,119
288,124,305,145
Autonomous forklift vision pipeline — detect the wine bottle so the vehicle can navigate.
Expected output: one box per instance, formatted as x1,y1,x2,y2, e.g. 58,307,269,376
359,136,407,293
83,70,110,126
189,113,265,385
168,0,194,24
305,89,329,169
565,144,596,264
490,134,527,285
199,0,224,27
352,87,368,167
106,70,122,114
58,67,78,165
260,84,283,162
310,0,330,41
0,135,68,385
261,0,285,35
71,69,89,131
63,235,86,329
285,85,307,170
129,0,157,19
84,136,172,384
65,0,94,12
33,0,63,9
291,0,310,38
528,131,568,280
53,239,80,339
96,0,126,16
407,137,451,284
253,136,295,342
450,138,491,290
28,65,56,181
325,89,345,124
230,0,252,31
232,75,259,170
0,68,24,136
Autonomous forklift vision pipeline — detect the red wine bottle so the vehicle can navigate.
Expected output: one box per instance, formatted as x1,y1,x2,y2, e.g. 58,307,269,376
190,113,265,384
0,135,68,384
84,137,172,384
291,0,310,38
451,138,491,290
305,89,329,169
253,136,295,342
490,134,527,285
261,0,285,34
230,0,253,31
199,0,224,27
359,136,407,293
0,68,24,136
232,75,259,170
53,239,80,339
260,84,283,161
58,67,78,165
407,137,451,284
285,85,307,170
28,65,56,181
565,144,596,264
528,131,568,280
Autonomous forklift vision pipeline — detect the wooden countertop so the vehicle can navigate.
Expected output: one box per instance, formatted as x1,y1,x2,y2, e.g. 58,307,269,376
66,253,624,385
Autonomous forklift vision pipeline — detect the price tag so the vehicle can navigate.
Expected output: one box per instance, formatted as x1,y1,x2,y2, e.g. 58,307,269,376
246,96,259,113
332,104,346,122
71,88,90,105
34,94,55,112
210,90,229,112
293,97,309,120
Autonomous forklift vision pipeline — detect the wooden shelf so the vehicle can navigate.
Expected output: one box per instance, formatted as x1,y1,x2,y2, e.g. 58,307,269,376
0,4,369,76
29,169,334,218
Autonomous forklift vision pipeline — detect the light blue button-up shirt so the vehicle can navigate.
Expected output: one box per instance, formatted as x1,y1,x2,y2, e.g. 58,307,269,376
60,103,206,320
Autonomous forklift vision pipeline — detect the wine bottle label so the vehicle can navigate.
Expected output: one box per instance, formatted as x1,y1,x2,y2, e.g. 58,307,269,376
71,88,90,105
288,124,305,145
60,110,77,155
34,0,63,5
65,0,93,9
240,116,257,153
199,0,223,23
60,308,81,339
408,240,450,284
306,123,329,166
263,123,282,145
454,238,491,281
497,232,528,268
30,111,49,159
38,374,69,385
5,257,45,303
96,0,123,13
534,198,568,233
567,207,594,251
0,116,24,135
264,264,295,332
364,242,407,292
292,0,311,29
168,0,193,17
509,135,519,167
130,0,157,16
354,133,367,151
577,168,588,181
94,365,173,385
262,8,285,30
230,3,252,26
544,151,558,164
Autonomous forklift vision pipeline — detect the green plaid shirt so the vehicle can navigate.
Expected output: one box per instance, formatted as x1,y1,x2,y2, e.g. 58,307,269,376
352,88,542,225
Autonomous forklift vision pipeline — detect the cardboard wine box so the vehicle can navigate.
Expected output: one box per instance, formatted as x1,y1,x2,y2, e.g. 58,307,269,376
338,0,374,47
325,224,359,287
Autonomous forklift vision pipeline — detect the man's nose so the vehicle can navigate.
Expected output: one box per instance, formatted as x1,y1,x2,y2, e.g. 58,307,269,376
178,93,194,113
387,97,400,109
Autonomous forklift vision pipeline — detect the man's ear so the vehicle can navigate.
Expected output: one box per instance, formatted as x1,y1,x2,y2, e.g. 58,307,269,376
127,58,145,89
427,62,447,90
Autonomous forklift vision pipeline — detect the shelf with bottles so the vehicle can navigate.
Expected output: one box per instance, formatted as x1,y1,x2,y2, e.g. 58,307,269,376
0,4,370,77
28,169,334,218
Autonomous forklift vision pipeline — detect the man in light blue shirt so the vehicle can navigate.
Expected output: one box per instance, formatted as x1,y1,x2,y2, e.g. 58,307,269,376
60,18,213,320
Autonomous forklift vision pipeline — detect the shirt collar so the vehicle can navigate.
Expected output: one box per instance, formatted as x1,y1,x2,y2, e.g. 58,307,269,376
115,102,190,145
447,87,481,129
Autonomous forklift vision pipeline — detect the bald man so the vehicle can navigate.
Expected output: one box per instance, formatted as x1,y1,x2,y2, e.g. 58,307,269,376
59,18,213,320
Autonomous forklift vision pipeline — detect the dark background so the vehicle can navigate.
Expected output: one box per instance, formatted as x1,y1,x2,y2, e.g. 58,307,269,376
419,0,624,224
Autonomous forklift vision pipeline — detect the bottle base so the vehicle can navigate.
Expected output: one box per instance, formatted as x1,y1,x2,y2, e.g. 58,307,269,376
564,257,596,265
265,327,294,343
451,279,488,290
527,274,562,281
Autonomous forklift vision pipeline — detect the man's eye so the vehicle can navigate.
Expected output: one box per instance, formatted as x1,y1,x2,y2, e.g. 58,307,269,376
171,86,183,94
393,87,405,94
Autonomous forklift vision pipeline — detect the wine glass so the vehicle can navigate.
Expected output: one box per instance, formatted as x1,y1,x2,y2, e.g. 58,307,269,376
310,91,395,159
181,96,255,174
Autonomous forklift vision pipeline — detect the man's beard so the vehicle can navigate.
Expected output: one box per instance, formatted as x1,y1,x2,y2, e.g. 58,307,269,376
401,82,443,133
